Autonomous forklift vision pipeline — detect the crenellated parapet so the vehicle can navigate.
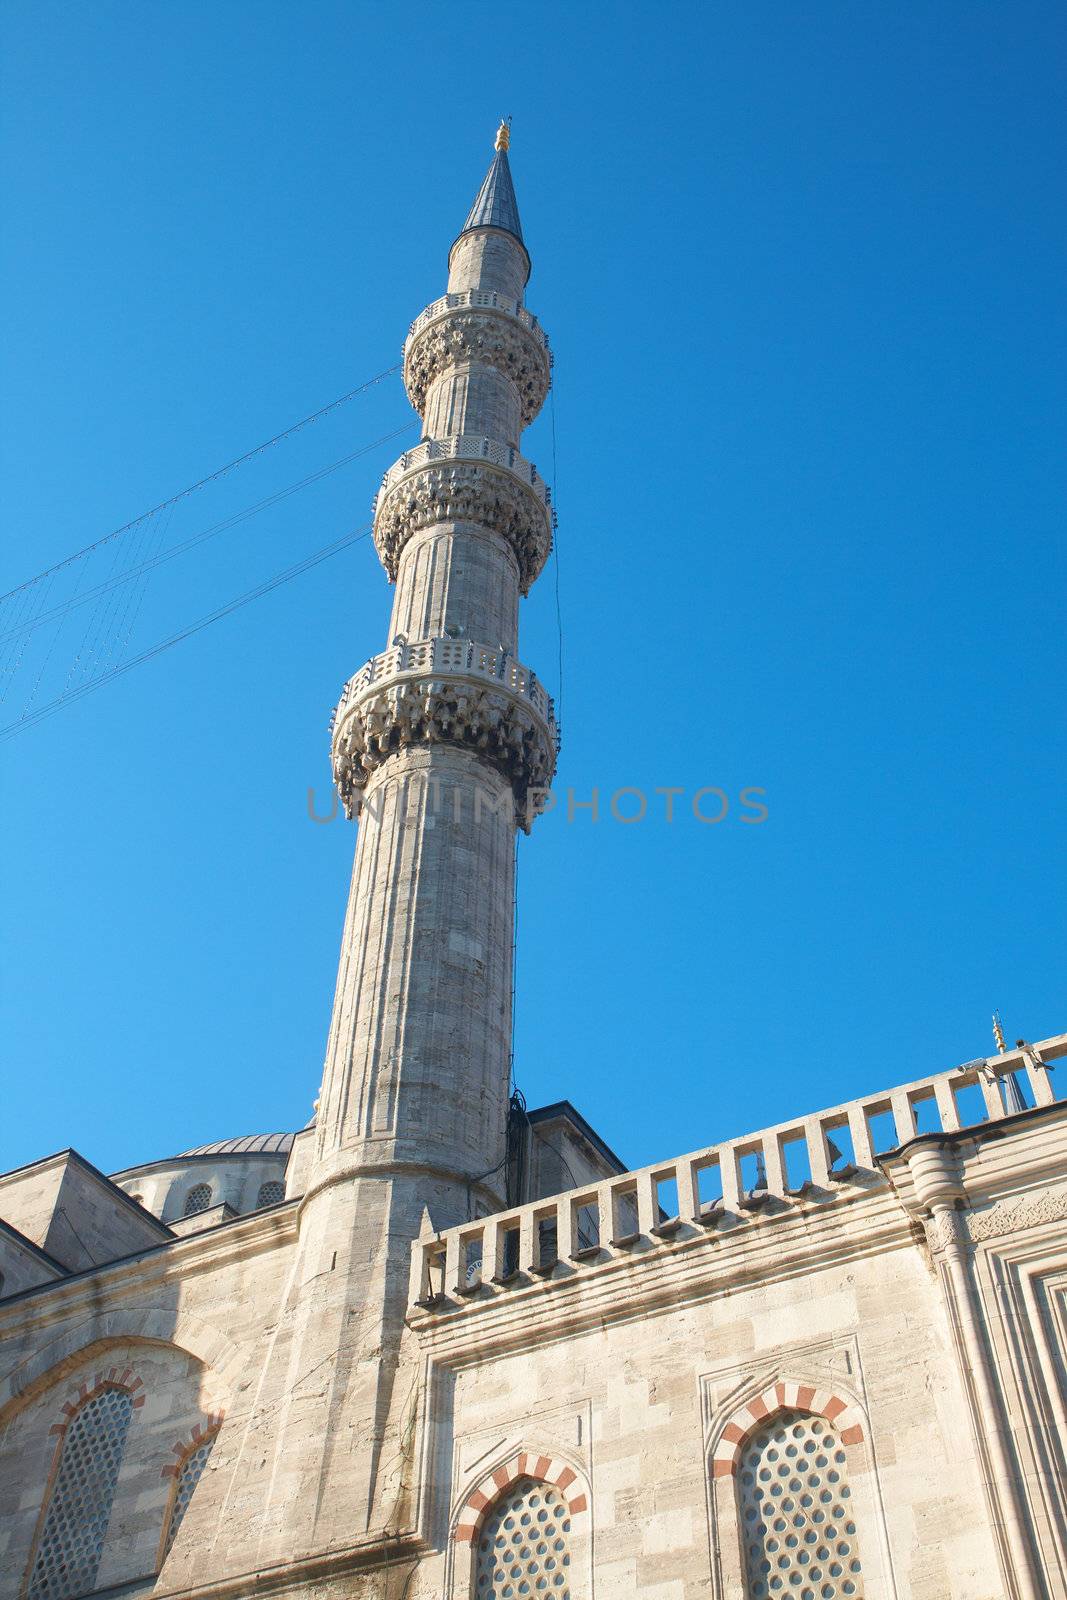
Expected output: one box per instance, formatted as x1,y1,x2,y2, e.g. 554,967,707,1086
331,635,557,827
372,435,553,593
404,291,551,427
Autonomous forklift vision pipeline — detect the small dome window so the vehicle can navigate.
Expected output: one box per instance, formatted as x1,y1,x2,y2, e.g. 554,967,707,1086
256,1180,285,1209
183,1183,213,1217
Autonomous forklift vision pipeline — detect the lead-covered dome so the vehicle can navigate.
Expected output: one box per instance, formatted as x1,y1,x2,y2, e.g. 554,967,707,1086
177,1132,297,1157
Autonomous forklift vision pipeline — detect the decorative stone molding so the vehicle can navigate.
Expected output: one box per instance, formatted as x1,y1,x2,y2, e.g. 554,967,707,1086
331,637,557,829
922,1206,968,1256
404,307,551,426
453,1450,589,1544
919,1186,1067,1255
710,1379,866,1479
965,1184,1067,1244
372,436,552,594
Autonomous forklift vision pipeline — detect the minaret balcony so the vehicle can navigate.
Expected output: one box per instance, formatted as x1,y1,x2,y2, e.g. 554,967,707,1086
330,636,558,828
372,434,553,595
403,290,551,427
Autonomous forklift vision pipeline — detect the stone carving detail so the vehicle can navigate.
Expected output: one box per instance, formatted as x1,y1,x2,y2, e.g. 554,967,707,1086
404,309,551,426
373,462,552,594
923,1208,967,1256
965,1184,1067,1244
332,673,556,831
920,1186,1067,1254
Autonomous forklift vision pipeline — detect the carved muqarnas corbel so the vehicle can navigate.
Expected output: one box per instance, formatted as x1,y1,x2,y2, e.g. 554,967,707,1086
373,462,551,595
332,677,556,829
404,309,551,427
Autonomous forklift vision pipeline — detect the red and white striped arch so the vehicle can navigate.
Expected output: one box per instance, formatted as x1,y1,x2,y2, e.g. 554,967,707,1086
160,1413,224,1480
47,1367,146,1444
454,1450,590,1545
711,1379,865,1478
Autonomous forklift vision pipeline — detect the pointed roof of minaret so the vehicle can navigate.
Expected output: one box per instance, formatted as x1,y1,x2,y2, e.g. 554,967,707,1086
461,120,524,244
450,121,531,284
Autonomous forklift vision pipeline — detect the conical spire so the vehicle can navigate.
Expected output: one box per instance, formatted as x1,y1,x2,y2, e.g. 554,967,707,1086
459,120,524,244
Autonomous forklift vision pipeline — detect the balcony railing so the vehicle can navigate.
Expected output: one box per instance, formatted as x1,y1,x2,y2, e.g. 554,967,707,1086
334,636,556,729
374,434,551,512
405,290,547,351
410,1032,1066,1311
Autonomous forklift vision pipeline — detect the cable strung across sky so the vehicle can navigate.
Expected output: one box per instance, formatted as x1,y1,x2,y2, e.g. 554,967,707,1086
0,522,374,742
0,422,415,647
0,362,415,737
0,363,401,603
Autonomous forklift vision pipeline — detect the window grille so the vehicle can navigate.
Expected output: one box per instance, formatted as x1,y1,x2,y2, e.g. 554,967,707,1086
27,1385,134,1600
738,1410,864,1599
256,1180,285,1208
183,1184,212,1217
475,1476,571,1597
162,1433,217,1561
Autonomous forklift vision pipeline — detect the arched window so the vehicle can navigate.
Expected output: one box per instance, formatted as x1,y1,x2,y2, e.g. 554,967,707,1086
737,1410,864,1599
27,1385,134,1599
256,1180,285,1208
475,1475,572,1597
161,1431,218,1562
183,1183,212,1217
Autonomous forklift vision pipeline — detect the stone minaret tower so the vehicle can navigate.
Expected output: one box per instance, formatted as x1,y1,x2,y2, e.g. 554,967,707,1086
196,129,556,1581
317,118,556,1221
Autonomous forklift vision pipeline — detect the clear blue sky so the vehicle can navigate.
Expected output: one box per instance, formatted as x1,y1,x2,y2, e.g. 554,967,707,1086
2,2,1064,1178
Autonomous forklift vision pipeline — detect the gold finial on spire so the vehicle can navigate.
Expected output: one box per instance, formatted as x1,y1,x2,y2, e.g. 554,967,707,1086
992,1011,1007,1054
495,117,511,152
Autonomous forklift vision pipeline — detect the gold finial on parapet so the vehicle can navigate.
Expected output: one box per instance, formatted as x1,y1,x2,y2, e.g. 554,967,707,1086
992,1011,1007,1054
495,118,511,152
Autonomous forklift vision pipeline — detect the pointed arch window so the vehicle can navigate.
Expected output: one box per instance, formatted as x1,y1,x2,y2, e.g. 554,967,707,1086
183,1183,212,1217
27,1385,134,1600
737,1409,864,1598
474,1475,572,1597
161,1431,218,1562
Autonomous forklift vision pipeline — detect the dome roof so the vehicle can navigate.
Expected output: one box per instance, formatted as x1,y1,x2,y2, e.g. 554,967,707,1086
178,1132,297,1157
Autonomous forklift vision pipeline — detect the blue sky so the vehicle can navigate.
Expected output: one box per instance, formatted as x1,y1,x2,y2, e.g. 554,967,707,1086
2,1,1064,1178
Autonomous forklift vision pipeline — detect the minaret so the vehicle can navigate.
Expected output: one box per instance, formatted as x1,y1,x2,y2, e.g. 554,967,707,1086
314,120,556,1221
185,133,556,1580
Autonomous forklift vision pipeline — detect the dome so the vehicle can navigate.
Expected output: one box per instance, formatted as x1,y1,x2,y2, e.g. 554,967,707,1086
177,1132,297,1158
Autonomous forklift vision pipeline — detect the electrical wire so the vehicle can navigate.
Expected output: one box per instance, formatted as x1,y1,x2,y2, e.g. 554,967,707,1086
0,364,402,603
0,522,374,742
549,378,564,734
0,422,415,647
